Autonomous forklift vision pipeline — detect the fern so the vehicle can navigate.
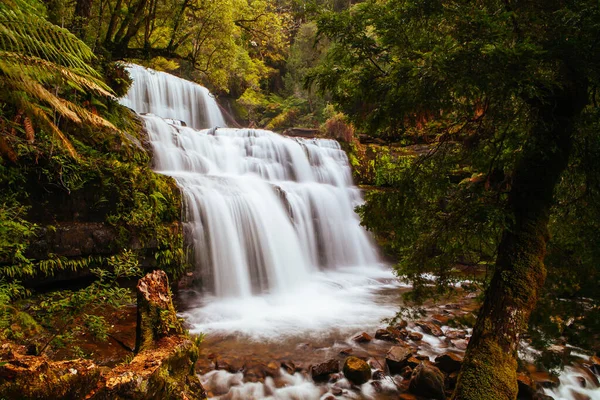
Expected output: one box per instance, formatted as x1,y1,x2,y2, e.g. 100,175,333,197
0,0,116,159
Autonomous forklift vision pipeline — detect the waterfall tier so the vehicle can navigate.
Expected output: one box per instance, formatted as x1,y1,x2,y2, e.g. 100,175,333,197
142,116,379,297
120,64,226,129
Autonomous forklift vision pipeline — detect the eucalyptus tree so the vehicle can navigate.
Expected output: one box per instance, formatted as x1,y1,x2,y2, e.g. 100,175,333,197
311,0,600,399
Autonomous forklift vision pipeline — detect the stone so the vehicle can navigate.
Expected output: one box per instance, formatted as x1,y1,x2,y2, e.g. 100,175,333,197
343,356,371,385
434,353,463,374
385,345,412,374
396,320,408,329
408,331,423,342
517,373,537,399
400,366,413,379
372,369,385,380
408,363,446,400
407,357,420,369
353,332,373,343
444,330,467,340
415,321,444,337
339,348,353,356
589,355,600,374
375,328,397,342
451,339,469,350
431,314,450,326
281,360,295,375
531,371,560,388
310,359,339,382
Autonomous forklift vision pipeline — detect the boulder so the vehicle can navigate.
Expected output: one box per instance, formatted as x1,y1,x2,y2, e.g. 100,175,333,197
396,320,409,329
375,328,397,342
444,330,467,340
434,353,463,374
408,363,446,400
530,371,560,388
385,345,412,374
310,359,339,382
451,339,469,350
415,321,444,337
353,332,373,343
517,373,537,399
343,356,372,385
408,331,423,342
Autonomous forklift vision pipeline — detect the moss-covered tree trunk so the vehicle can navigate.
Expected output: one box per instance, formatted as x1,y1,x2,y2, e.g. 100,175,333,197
135,270,184,353
452,80,588,400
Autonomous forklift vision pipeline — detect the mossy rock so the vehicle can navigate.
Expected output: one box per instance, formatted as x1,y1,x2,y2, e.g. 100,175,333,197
343,356,371,385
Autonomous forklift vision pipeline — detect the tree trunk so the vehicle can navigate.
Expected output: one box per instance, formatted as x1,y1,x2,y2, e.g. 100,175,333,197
452,79,588,400
135,270,184,353
71,0,93,38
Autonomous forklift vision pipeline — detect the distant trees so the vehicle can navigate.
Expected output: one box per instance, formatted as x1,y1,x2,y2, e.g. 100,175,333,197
311,0,600,399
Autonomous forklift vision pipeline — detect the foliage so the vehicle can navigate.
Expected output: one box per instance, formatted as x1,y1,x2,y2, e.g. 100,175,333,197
0,0,115,160
313,0,600,375
30,249,141,353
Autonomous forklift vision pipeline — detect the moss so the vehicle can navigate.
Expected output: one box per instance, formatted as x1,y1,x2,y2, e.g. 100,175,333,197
452,334,518,400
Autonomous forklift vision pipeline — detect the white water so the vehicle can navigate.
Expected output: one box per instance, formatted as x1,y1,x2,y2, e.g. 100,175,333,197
120,64,226,129
120,64,388,337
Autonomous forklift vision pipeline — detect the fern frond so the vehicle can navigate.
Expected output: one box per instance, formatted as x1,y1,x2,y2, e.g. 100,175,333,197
0,0,118,159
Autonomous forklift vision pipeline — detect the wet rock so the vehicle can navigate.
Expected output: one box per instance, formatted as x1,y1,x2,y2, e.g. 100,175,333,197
408,331,423,342
431,314,450,326
310,359,339,382
372,369,385,380
396,320,408,329
329,372,343,383
214,359,231,370
415,321,444,337
407,357,421,369
0,355,100,400
375,328,397,342
576,376,586,387
281,360,295,375
401,366,413,379
385,345,412,374
451,339,469,350
570,391,591,400
353,332,373,343
531,371,560,388
444,330,467,340
517,373,537,399
339,348,353,356
408,363,446,400
534,395,554,400
434,353,463,374
343,356,371,385
589,355,600,374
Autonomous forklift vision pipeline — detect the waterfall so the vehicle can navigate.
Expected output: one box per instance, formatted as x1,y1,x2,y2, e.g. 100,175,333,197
120,64,226,129
120,65,379,298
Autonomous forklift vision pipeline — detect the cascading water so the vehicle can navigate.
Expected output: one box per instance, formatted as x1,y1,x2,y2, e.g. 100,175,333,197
120,64,226,129
120,65,381,302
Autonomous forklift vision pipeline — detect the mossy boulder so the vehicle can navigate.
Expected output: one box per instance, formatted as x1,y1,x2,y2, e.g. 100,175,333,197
343,356,371,385
408,363,446,400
